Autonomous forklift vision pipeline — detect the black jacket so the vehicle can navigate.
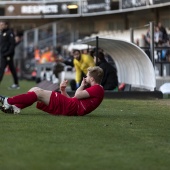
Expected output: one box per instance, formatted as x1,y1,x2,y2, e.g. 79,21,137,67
0,28,15,58
99,60,118,90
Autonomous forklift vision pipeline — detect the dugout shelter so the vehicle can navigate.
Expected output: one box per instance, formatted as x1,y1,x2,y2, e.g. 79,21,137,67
81,37,156,91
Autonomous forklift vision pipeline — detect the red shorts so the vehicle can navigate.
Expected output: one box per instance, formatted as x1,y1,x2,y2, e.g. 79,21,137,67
36,91,78,116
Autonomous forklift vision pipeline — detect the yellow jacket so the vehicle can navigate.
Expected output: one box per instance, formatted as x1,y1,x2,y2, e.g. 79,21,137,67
73,54,95,84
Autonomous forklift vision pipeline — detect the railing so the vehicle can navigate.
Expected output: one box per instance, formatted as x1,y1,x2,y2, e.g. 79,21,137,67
23,20,77,59
130,22,170,77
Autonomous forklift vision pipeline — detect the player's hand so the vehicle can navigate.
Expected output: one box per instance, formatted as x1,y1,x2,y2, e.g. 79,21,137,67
80,78,87,88
60,80,68,91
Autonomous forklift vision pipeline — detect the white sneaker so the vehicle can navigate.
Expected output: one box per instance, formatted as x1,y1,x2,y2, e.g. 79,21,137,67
3,98,11,109
0,96,20,114
12,105,21,114
8,84,20,90
0,105,21,114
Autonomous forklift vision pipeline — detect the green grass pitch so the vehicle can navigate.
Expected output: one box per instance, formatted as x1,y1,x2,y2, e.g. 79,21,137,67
1,75,170,170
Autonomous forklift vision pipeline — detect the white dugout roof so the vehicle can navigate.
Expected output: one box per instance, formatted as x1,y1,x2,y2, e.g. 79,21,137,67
82,38,156,91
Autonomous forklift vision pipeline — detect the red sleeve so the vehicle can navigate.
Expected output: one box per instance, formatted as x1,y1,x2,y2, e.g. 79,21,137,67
86,85,104,98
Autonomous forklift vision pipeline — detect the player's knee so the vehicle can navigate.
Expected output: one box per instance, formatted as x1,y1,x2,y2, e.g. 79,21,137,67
28,87,45,100
28,87,42,92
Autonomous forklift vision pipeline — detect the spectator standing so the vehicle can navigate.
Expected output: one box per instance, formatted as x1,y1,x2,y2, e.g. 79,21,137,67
70,49,95,90
154,26,163,46
0,20,19,89
94,51,118,90
158,22,169,44
14,31,24,80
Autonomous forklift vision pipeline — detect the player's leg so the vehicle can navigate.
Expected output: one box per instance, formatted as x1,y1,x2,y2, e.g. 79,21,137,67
0,90,37,114
7,58,19,87
0,87,52,114
1,87,52,106
0,57,7,83
28,87,52,105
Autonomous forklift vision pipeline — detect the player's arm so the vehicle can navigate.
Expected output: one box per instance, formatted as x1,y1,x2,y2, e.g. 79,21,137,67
74,60,82,87
74,78,90,99
74,62,81,84
60,80,70,98
87,55,95,67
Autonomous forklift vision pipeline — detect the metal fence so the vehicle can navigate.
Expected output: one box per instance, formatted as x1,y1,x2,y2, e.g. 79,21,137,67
23,20,76,59
130,22,170,77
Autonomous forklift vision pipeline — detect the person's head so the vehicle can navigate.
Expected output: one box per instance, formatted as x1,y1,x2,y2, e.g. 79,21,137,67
15,36,21,43
85,66,103,85
73,50,81,60
82,49,88,54
158,22,162,28
94,51,106,64
155,26,160,32
0,20,9,31
16,30,23,37
15,31,23,43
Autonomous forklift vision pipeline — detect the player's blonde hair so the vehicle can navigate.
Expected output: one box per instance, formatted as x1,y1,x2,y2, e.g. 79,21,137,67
87,66,103,84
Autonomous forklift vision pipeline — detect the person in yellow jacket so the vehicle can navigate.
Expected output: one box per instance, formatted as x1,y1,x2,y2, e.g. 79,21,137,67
71,49,95,90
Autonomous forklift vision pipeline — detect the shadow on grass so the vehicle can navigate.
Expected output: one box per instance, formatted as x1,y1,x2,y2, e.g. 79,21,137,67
20,113,49,116
20,113,116,118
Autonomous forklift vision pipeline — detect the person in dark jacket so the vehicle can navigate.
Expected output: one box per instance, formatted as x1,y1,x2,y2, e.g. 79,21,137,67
158,22,169,43
13,31,24,80
0,20,19,89
94,51,118,90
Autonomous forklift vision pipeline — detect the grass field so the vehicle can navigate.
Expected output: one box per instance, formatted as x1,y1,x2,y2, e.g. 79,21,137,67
1,75,170,170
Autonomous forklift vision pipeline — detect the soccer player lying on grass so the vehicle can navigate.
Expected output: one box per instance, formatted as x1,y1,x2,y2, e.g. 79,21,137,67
0,66,104,116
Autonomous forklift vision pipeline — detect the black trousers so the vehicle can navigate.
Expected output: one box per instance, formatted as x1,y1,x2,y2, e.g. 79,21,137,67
0,56,19,85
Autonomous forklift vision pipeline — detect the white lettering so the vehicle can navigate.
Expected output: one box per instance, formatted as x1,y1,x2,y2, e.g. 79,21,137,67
87,3,106,10
21,5,58,14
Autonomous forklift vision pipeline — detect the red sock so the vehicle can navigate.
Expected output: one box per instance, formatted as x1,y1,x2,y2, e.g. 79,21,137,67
7,92,37,107
14,104,29,109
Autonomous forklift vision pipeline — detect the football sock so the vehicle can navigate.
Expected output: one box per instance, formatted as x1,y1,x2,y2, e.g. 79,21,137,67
7,92,37,108
14,104,29,109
